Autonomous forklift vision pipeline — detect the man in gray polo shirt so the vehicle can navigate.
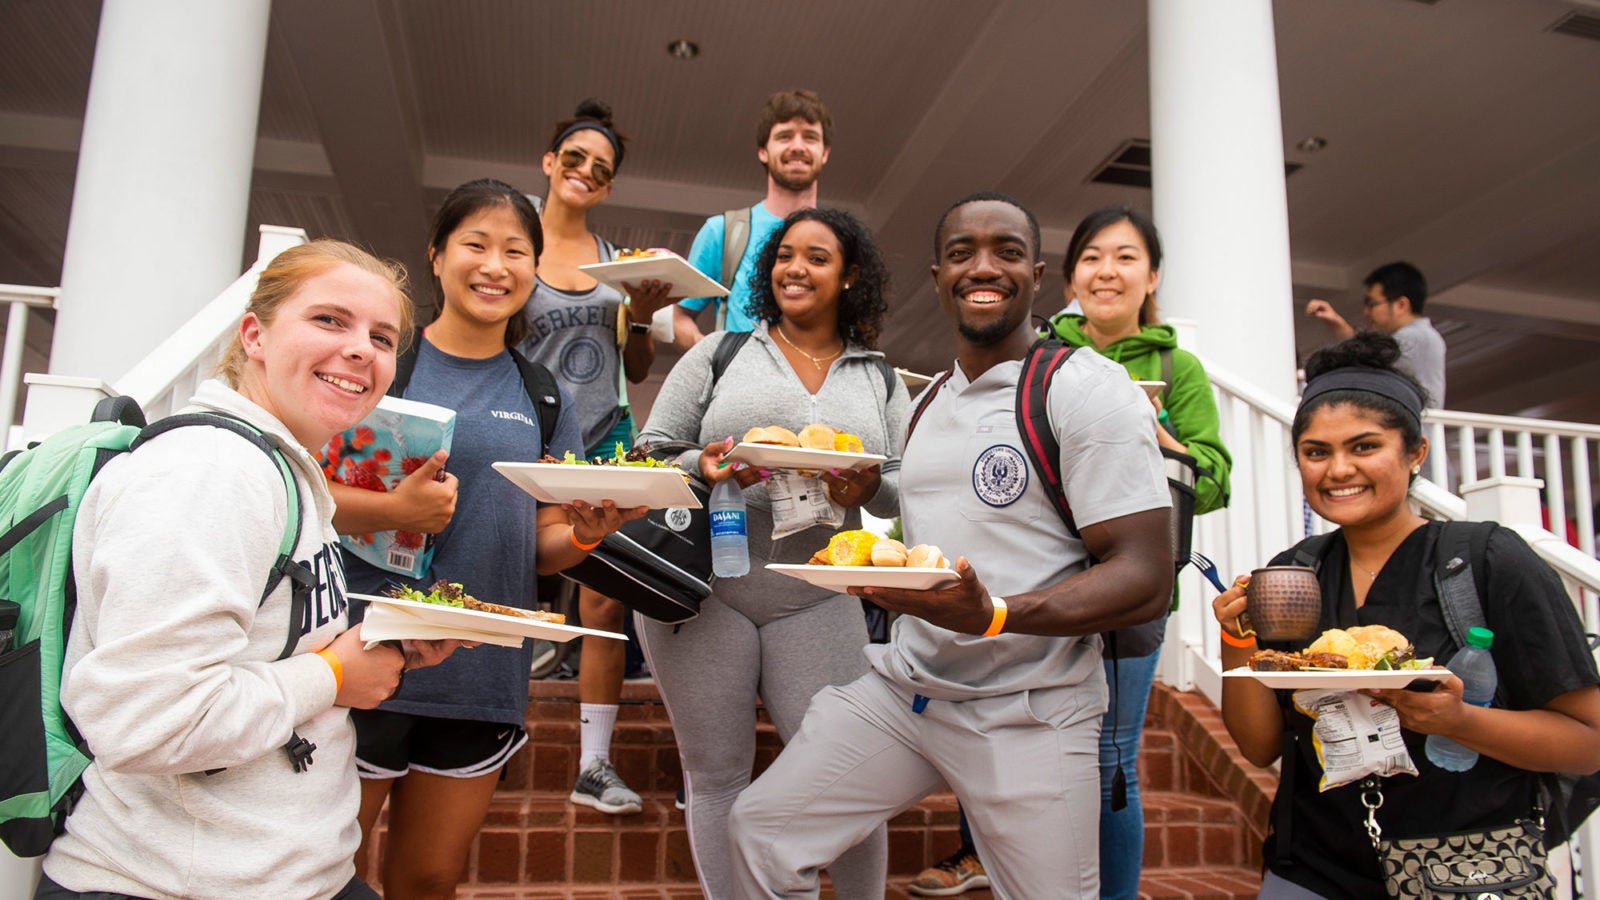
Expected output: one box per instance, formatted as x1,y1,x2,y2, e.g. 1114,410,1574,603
727,193,1173,898
1305,261,1446,406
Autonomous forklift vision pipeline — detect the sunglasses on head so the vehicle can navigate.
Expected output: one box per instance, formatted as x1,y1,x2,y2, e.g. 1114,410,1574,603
558,147,614,187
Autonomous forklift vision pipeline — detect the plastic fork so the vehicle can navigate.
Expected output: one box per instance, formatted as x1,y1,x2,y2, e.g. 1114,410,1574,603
1189,550,1229,594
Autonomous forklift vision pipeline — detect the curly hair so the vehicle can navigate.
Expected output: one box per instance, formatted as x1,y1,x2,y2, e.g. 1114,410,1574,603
746,207,890,350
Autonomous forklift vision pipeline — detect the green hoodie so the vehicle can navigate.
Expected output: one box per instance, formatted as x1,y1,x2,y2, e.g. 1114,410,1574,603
1049,314,1231,515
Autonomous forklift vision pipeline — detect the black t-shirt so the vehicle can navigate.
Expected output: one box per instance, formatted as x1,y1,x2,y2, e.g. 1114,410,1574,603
1261,522,1599,899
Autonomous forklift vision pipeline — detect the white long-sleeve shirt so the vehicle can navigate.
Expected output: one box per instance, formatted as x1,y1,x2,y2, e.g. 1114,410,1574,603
46,380,358,900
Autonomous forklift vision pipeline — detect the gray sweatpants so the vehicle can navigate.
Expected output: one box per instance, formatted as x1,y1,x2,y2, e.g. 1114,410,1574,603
729,669,1106,899
636,560,887,900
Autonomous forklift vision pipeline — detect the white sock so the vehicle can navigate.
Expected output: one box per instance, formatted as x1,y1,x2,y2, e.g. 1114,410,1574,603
579,703,619,769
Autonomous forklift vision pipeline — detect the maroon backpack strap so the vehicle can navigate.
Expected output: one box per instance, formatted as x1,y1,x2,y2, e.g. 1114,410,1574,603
1015,339,1080,537
903,370,953,442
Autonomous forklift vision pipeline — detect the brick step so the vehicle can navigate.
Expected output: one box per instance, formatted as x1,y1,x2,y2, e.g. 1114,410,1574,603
369,680,1271,894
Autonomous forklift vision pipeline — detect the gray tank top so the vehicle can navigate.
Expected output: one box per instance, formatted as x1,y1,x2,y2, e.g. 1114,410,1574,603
518,235,626,451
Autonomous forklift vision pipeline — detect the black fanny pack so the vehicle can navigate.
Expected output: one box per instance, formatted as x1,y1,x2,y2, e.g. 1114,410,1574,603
560,441,710,624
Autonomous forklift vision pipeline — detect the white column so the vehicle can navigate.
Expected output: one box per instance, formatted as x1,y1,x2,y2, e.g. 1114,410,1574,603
48,0,271,383
1147,0,1298,404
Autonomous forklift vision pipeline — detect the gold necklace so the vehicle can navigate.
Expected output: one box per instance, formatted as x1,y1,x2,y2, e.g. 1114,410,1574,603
774,324,843,371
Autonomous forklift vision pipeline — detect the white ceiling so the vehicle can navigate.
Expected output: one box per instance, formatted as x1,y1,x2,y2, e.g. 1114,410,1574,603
2,0,1599,419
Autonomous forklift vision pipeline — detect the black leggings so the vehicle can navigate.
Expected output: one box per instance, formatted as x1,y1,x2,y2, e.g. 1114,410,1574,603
36,873,380,900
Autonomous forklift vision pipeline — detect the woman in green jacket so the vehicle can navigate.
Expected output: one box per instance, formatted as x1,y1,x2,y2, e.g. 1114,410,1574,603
1055,205,1230,898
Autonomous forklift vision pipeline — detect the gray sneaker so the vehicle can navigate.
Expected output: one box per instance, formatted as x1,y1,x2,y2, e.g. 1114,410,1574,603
570,759,643,815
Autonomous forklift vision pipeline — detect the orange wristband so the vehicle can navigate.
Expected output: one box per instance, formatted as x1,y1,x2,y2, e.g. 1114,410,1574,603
570,530,602,551
316,649,344,692
1219,629,1257,649
982,596,1008,637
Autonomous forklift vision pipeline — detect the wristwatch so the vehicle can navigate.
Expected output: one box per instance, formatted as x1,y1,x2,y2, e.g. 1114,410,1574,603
628,319,652,335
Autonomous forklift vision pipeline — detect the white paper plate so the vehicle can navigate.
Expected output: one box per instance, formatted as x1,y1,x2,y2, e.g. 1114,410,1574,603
1223,666,1450,690
579,253,729,299
723,442,887,472
1135,381,1166,398
766,564,960,592
351,594,626,644
492,462,701,509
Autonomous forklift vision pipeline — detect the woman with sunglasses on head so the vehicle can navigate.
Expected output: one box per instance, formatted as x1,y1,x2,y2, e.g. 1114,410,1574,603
1211,334,1600,899
36,241,466,900
636,207,905,899
331,179,646,899
519,99,673,815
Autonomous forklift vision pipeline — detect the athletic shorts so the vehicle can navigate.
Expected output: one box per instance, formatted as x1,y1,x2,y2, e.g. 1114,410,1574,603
351,708,527,779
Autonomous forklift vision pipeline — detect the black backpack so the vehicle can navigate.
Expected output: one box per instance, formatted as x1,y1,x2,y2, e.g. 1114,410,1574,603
391,331,561,457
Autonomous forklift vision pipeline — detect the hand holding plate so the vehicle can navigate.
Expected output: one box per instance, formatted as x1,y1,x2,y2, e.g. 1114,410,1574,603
563,498,649,545
855,556,992,634
821,464,880,508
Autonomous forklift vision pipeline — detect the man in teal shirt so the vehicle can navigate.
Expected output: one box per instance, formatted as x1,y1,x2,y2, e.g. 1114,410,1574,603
672,90,833,351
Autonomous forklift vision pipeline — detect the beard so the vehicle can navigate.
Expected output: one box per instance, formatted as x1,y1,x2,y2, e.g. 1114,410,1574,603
955,314,1018,346
768,156,819,192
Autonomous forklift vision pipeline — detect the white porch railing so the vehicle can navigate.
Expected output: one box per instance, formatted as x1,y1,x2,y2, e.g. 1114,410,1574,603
0,285,60,445
15,226,307,443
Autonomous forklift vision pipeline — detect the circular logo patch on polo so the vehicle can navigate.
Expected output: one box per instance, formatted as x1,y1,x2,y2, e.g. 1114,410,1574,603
559,337,605,384
664,507,693,532
972,445,1028,507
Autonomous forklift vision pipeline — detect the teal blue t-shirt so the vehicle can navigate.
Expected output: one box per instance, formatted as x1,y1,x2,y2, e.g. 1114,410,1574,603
678,201,783,333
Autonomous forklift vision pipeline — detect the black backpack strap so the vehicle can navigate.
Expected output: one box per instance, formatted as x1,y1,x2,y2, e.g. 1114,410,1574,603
709,331,752,388
133,413,310,661
1288,532,1335,571
1431,521,1495,653
1014,339,1081,537
389,329,424,399
508,349,563,459
903,370,953,442
876,359,895,402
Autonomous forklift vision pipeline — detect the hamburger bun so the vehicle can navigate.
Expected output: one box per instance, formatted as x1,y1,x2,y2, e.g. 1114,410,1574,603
743,425,800,447
798,423,838,450
870,539,907,567
906,544,947,569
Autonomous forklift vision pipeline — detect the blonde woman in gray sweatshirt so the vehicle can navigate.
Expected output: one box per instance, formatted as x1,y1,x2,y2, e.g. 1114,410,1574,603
636,208,906,899
37,242,462,900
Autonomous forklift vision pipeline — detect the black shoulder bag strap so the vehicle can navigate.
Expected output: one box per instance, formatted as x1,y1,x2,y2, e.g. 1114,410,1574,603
709,330,752,387
509,349,563,459
903,370,953,442
1158,346,1174,410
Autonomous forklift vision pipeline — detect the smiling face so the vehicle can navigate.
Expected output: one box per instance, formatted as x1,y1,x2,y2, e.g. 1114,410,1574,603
932,200,1046,347
542,128,615,210
758,117,829,191
1069,218,1159,343
239,263,402,450
431,203,537,331
770,218,855,328
1296,402,1428,530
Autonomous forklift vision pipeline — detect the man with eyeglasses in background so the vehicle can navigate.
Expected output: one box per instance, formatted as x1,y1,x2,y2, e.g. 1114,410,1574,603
671,89,833,352
1305,260,1446,406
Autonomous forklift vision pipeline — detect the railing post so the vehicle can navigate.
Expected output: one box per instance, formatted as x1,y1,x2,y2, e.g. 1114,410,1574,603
1459,476,1544,530
19,374,118,444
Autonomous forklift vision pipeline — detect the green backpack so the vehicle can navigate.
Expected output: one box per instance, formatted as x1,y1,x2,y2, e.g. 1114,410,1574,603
0,397,308,857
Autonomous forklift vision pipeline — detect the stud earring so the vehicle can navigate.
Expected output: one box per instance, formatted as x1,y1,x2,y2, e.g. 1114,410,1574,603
1411,466,1421,474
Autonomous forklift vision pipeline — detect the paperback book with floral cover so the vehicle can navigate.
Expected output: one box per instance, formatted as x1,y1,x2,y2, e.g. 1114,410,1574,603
319,395,455,577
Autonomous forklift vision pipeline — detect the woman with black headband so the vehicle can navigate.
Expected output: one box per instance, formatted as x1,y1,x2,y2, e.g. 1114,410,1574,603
1209,333,1600,898
518,99,672,817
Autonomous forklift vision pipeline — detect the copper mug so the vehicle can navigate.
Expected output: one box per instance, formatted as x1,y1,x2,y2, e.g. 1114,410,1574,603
1235,566,1322,643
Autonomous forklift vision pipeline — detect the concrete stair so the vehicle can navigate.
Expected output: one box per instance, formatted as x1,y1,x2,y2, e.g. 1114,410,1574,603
360,680,1273,899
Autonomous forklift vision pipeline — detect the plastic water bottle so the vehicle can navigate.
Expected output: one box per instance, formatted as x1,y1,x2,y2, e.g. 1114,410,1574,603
1425,626,1497,772
709,477,749,578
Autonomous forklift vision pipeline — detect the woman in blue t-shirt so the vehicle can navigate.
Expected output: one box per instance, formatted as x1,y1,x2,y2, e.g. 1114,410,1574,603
331,178,646,898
